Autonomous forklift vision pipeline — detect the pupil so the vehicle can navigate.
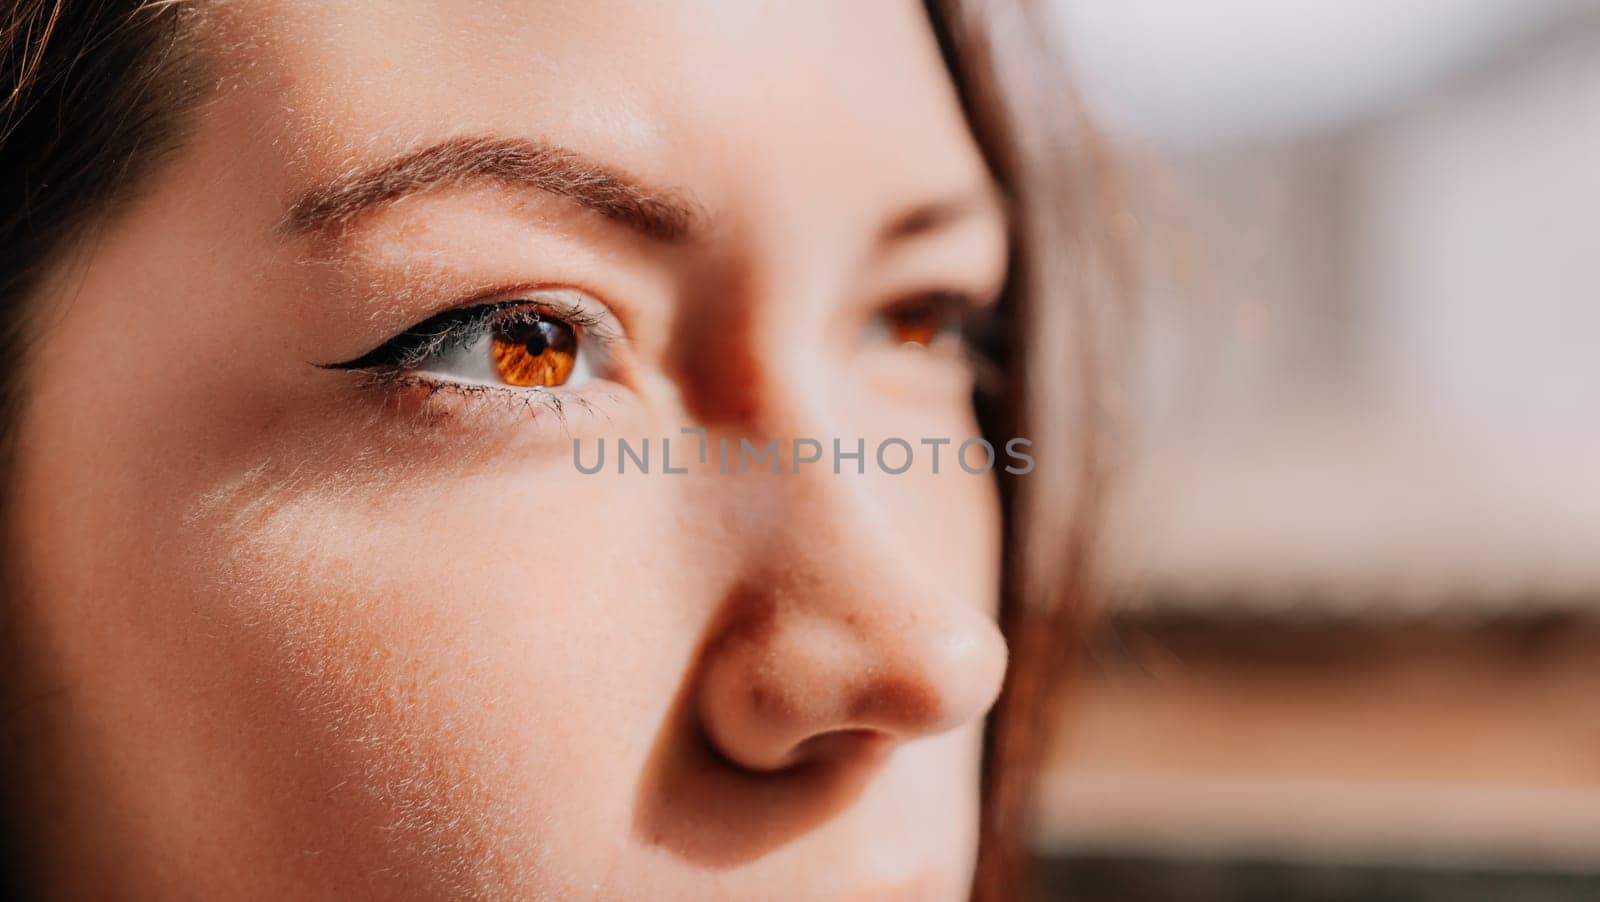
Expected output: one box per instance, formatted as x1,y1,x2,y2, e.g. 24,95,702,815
523,325,548,356
500,317,576,357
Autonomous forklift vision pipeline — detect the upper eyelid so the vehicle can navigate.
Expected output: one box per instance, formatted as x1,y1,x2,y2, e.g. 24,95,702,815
321,277,991,373
867,287,1001,331
319,290,623,371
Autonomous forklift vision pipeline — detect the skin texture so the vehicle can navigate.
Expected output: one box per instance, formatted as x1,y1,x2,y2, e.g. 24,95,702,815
5,1,1010,898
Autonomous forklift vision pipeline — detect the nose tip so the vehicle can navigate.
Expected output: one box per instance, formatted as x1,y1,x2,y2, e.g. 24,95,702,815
919,626,1010,731
696,599,1009,773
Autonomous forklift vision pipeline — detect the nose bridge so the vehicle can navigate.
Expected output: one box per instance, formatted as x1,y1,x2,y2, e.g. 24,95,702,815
667,198,1006,769
693,466,1008,772
666,164,867,434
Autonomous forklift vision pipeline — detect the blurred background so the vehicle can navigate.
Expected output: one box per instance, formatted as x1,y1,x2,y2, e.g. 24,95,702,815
1035,2,1600,899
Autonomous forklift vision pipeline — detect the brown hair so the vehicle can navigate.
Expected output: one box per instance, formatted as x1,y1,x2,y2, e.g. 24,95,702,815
1,2,1125,898
0,1,207,890
927,2,1128,897
0,0,206,472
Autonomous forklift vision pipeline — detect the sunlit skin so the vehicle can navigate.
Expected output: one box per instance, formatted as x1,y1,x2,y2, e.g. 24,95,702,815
4,1,1011,899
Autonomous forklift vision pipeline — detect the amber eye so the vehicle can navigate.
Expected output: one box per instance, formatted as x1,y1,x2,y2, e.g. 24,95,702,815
491,316,578,387
883,296,955,347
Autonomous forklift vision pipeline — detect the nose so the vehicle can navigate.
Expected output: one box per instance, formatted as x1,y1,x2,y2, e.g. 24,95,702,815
695,495,1008,773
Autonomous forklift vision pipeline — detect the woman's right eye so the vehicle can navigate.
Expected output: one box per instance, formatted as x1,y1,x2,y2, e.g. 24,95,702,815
322,289,620,391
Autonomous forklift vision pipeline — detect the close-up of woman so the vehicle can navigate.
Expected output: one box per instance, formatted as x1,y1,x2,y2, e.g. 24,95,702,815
0,1,1120,899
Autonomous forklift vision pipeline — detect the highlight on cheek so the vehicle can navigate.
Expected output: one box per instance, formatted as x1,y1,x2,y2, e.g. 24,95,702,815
490,317,577,387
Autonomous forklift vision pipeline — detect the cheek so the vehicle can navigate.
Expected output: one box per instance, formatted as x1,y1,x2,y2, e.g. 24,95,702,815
175,463,703,888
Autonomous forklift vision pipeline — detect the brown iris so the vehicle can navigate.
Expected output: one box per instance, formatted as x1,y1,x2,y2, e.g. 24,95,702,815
491,316,578,387
884,297,948,347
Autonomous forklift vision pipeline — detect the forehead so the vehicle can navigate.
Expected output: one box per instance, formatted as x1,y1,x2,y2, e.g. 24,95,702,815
211,0,988,224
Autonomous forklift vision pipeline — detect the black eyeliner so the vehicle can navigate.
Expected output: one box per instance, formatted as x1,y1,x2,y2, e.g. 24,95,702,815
319,304,500,371
317,296,614,373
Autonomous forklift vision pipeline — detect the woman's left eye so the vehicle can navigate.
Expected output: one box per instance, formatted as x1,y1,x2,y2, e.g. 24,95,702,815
323,289,617,390
872,291,983,351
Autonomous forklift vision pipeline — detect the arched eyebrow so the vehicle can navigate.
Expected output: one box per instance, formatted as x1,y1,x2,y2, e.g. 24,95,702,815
875,185,1007,251
282,134,702,242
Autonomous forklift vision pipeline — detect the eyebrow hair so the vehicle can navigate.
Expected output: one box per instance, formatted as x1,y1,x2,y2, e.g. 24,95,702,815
876,188,1005,249
283,134,701,242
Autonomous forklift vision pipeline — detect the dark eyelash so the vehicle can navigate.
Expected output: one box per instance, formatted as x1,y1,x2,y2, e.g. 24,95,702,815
319,298,610,372
949,291,1009,400
954,294,1003,347
882,288,1008,401
899,289,1004,357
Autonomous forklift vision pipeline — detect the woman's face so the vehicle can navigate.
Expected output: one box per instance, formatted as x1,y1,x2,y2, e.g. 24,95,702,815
7,1,1009,898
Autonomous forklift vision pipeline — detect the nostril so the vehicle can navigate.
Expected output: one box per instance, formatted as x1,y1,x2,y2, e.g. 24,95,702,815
698,715,886,776
788,728,892,769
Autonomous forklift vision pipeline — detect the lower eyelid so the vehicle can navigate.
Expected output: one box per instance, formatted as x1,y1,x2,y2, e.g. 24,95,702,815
366,371,626,433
